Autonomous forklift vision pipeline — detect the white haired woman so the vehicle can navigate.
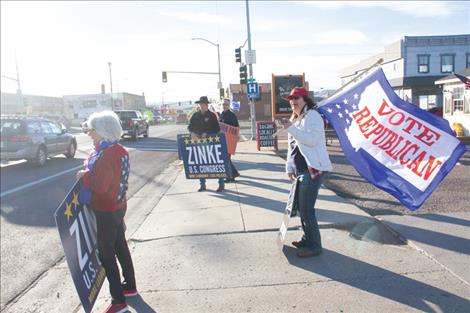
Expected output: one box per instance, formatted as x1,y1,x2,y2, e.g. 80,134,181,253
77,111,136,313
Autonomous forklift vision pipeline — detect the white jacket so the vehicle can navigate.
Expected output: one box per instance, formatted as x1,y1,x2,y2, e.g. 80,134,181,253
286,109,333,174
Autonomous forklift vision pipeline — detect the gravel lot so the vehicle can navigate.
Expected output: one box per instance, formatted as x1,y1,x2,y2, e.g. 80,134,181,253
276,138,470,216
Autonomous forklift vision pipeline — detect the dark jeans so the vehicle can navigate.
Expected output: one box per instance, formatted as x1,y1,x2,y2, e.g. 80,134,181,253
94,208,136,305
296,170,323,251
227,155,239,179
199,178,225,188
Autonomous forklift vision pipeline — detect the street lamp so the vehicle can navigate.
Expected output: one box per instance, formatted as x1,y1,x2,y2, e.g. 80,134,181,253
191,37,222,89
108,62,114,110
2,52,25,114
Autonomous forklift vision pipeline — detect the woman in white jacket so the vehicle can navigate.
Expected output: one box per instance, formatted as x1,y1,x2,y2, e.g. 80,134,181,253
284,87,333,258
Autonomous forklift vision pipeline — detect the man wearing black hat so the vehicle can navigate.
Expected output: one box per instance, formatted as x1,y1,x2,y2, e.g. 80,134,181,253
188,96,225,192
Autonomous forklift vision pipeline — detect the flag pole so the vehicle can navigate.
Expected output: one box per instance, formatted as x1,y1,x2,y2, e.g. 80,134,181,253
319,58,384,106
273,58,383,138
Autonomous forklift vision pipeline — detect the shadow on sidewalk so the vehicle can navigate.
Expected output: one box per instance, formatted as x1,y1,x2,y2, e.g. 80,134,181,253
127,294,157,313
235,159,285,173
282,246,470,313
384,221,470,255
415,213,470,228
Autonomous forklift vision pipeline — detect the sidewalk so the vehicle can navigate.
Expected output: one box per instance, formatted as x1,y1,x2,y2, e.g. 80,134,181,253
90,140,469,313
4,140,469,313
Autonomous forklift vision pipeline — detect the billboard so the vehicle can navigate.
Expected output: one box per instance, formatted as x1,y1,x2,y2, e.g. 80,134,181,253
271,73,305,118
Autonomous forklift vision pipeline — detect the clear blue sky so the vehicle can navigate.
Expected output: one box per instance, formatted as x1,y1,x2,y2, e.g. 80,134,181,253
1,1,469,104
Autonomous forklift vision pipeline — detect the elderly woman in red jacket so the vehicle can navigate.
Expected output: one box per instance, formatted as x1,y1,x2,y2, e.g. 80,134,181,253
77,111,136,313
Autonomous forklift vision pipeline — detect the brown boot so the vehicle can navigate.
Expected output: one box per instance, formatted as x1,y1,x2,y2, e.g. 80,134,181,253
291,240,306,248
296,248,322,258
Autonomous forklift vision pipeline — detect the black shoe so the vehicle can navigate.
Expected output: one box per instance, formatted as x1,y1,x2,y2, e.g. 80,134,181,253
198,186,206,192
216,186,225,192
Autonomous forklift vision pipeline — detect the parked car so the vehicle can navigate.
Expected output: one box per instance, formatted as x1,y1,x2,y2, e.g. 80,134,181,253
153,114,164,124
176,113,188,124
114,110,149,140
0,116,77,166
162,115,174,123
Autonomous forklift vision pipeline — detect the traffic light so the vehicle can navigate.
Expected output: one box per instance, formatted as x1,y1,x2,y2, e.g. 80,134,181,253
219,88,224,100
239,65,247,84
162,71,167,83
235,48,241,63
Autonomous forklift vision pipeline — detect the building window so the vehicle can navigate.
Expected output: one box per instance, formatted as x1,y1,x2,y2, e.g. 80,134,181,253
444,96,452,114
464,94,470,114
467,53,470,69
418,55,429,73
453,87,464,112
441,54,454,73
418,94,437,110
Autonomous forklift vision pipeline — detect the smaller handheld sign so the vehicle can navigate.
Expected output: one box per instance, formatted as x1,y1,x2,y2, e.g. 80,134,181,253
276,178,299,248
256,121,278,151
179,133,230,179
219,122,240,155
55,181,105,313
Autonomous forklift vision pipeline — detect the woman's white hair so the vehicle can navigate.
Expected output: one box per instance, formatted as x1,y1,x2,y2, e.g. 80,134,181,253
87,111,122,141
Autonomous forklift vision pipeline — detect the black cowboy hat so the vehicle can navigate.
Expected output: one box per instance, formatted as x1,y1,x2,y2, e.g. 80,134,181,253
195,96,210,104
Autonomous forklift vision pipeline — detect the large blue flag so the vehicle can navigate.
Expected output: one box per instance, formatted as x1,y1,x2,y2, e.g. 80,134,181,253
318,68,466,210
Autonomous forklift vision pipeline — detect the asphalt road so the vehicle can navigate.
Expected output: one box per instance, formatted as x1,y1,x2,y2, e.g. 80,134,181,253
276,137,470,216
0,123,187,309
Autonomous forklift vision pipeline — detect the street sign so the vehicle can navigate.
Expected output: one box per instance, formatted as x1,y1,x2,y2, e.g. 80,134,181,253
245,50,256,65
246,82,259,99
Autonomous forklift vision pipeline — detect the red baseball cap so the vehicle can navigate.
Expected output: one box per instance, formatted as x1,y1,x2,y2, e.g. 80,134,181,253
285,87,308,100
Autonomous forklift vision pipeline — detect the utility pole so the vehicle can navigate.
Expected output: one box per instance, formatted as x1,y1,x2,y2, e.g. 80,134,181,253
108,62,114,110
245,0,256,140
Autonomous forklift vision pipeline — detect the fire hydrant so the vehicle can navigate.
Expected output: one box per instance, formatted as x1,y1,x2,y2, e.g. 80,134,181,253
452,122,464,137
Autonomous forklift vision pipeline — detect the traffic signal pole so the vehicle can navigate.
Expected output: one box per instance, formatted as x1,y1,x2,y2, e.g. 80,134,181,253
245,0,256,140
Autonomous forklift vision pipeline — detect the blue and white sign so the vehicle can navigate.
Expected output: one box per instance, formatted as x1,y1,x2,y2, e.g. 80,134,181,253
318,68,466,210
55,181,105,313
230,100,240,112
178,133,230,179
177,134,190,159
247,82,259,99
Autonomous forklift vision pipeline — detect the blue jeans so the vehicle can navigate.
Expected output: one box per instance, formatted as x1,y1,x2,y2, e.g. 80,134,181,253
200,178,224,188
296,170,323,251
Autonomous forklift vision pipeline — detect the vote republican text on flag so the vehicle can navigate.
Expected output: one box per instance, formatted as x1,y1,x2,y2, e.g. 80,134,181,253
318,68,466,210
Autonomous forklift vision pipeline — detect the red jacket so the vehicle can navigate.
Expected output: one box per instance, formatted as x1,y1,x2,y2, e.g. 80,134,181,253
82,144,129,212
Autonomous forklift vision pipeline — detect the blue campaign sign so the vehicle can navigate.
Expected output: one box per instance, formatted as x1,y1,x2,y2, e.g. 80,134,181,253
178,133,230,179
55,181,105,313
177,133,190,160
246,82,259,98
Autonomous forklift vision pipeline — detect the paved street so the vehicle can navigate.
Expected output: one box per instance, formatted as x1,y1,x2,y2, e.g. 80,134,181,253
0,124,187,309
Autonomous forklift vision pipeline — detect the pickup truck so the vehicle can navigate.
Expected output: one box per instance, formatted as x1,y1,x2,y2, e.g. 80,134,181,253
114,110,149,140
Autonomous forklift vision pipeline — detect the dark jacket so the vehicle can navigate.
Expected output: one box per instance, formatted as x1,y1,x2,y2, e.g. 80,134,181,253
219,110,239,127
188,110,220,135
